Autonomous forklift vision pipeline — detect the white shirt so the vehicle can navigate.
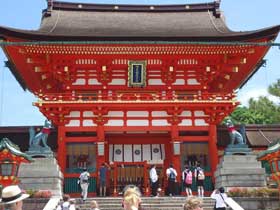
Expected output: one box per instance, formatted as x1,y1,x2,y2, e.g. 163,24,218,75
149,167,158,183
79,171,90,183
56,201,76,210
166,168,177,178
211,191,228,208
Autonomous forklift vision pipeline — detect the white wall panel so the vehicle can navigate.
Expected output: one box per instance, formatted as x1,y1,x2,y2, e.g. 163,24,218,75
127,120,149,126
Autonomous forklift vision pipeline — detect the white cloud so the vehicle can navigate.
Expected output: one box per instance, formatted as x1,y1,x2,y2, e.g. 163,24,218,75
237,88,279,107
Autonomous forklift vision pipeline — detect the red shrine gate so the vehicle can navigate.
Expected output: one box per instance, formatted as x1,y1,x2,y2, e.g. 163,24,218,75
0,0,279,196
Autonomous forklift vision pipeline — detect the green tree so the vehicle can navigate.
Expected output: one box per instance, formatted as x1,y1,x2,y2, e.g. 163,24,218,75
268,79,280,98
226,79,280,124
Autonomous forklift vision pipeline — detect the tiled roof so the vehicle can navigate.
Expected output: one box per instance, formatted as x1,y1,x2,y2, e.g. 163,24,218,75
0,1,279,41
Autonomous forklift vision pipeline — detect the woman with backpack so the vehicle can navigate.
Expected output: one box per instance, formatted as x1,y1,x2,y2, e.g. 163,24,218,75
182,166,193,197
194,164,205,197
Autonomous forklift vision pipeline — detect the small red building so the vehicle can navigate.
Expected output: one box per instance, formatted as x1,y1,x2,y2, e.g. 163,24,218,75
258,139,280,188
0,1,279,195
0,138,32,187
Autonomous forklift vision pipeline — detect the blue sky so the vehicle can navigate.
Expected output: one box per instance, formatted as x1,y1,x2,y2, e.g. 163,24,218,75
0,0,279,126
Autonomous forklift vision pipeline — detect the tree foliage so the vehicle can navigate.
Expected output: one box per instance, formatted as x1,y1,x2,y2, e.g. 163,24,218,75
268,79,280,98
228,80,280,125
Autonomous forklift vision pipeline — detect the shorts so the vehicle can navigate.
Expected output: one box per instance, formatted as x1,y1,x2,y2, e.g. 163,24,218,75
184,183,192,188
100,180,106,187
197,179,204,187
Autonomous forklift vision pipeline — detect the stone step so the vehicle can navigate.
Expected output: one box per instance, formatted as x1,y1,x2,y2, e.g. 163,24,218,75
74,197,219,210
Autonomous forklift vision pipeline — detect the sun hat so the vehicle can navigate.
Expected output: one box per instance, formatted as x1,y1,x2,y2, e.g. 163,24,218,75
1,185,30,204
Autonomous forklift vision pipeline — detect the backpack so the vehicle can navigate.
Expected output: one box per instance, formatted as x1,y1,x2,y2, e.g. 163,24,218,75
185,170,192,184
169,169,176,181
197,170,205,180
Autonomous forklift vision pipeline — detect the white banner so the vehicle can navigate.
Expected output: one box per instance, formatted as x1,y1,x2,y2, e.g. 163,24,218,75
143,144,151,161
124,145,132,162
133,144,142,162
113,144,123,162
110,144,165,163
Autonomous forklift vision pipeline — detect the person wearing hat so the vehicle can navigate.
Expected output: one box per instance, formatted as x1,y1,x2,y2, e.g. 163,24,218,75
78,168,90,202
1,185,29,210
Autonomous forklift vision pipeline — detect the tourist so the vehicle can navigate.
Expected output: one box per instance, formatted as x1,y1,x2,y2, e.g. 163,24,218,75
90,200,100,210
122,185,142,210
211,187,228,210
1,185,30,210
98,162,110,196
78,168,90,202
56,194,75,210
182,166,193,197
183,196,203,210
149,165,159,197
166,164,177,196
194,163,205,197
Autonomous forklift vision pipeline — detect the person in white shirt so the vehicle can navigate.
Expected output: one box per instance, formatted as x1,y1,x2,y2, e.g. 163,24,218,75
211,187,228,210
194,164,205,197
149,165,159,197
78,168,90,202
166,164,177,196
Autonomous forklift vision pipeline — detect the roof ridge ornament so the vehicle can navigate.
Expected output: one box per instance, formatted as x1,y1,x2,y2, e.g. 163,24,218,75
46,0,53,17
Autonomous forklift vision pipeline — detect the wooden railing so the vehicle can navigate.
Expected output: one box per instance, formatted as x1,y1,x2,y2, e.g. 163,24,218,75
39,91,236,102
110,162,149,196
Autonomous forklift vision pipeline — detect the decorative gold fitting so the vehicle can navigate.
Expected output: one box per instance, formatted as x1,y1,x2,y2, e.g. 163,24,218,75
224,74,230,80
46,84,52,89
26,58,33,63
206,66,211,72
64,66,69,72
169,66,174,72
241,58,247,64
41,74,47,80
233,66,239,72
102,66,107,71
218,84,223,88
34,66,41,72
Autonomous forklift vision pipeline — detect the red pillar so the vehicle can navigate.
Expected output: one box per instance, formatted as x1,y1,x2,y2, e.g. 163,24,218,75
209,124,218,180
57,125,66,172
170,124,181,193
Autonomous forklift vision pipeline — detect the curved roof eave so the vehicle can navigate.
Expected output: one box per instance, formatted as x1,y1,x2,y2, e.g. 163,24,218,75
0,25,280,42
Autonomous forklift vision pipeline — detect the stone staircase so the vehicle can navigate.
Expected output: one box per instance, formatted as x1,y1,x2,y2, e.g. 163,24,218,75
18,157,63,197
74,197,218,210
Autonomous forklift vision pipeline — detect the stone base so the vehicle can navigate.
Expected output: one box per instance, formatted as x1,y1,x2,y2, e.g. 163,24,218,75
18,157,63,197
26,146,54,158
224,144,252,155
215,155,266,190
